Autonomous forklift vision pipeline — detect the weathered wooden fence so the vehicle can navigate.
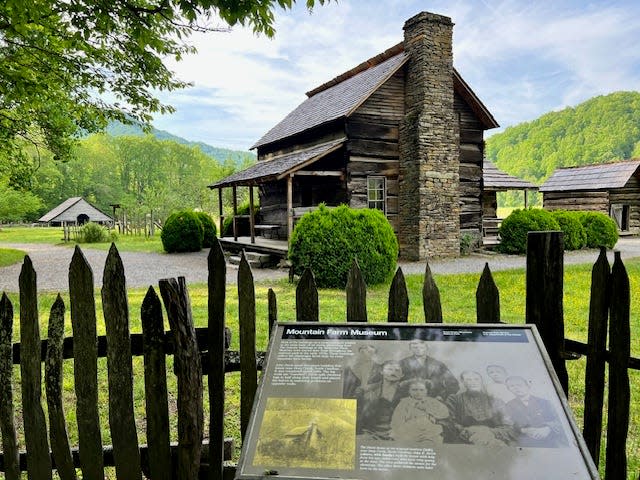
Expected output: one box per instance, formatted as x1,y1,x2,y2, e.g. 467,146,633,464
0,231,638,480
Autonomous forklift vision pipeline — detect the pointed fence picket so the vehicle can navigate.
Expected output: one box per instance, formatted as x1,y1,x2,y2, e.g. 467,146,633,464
0,231,637,480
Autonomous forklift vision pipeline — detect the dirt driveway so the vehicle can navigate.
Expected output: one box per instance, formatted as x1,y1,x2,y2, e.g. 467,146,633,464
1,238,640,293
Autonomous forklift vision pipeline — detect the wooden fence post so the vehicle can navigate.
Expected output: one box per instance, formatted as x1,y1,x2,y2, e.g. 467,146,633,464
159,277,203,480
346,259,367,322
45,295,76,480
583,247,610,465
208,241,226,480
238,252,257,441
0,293,19,480
476,263,500,324
102,245,142,480
525,231,568,394
19,256,53,480
606,252,630,480
69,247,104,480
141,287,171,480
296,268,319,322
422,260,442,323
388,268,408,323
268,289,277,336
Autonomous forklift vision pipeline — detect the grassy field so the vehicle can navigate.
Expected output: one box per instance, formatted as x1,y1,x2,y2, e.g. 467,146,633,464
0,226,163,254
0,248,25,267
2,260,639,478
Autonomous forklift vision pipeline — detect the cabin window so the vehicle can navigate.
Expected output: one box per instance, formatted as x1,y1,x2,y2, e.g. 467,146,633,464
367,176,386,213
610,204,630,231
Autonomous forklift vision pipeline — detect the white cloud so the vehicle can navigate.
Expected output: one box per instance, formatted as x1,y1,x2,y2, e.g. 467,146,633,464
151,0,640,149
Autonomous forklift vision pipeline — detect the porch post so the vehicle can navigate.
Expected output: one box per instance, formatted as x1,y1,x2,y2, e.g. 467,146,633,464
249,185,255,244
524,189,529,209
218,188,224,237
287,175,294,240
232,185,238,241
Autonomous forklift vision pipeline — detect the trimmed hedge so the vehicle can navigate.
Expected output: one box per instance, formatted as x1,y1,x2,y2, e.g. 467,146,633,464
498,208,560,254
580,211,618,248
196,211,217,248
550,210,586,250
161,210,204,253
289,205,398,288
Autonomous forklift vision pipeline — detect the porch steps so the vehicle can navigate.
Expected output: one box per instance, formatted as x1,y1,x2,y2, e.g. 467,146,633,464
228,251,276,268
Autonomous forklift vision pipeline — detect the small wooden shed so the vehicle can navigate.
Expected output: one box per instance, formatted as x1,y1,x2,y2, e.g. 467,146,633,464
540,159,640,234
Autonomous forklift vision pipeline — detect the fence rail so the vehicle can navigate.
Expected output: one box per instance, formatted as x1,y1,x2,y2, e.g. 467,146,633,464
0,232,638,480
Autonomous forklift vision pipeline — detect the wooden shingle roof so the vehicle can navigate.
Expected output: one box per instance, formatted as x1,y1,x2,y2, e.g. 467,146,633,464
39,197,112,223
252,42,498,150
483,161,537,191
252,51,408,149
540,159,640,192
208,138,345,188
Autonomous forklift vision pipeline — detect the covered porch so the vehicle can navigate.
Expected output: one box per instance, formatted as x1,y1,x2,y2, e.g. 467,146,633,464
482,160,538,246
208,139,347,256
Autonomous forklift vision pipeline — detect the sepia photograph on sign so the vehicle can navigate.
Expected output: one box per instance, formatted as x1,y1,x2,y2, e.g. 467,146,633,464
235,323,600,480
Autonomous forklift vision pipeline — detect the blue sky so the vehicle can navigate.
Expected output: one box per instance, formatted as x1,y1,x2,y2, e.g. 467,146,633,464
152,0,640,151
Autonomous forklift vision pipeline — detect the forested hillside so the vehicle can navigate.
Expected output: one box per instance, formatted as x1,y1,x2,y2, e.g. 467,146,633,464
0,133,252,223
106,121,255,167
486,91,640,184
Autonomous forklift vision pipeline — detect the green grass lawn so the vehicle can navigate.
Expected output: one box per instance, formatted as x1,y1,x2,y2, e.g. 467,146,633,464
3,259,639,477
0,226,164,253
0,248,25,267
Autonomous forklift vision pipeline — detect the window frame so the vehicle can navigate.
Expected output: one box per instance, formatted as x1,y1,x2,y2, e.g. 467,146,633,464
367,175,386,214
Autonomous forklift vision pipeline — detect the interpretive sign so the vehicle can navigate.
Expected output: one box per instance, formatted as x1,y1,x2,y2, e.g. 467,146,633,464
236,323,599,480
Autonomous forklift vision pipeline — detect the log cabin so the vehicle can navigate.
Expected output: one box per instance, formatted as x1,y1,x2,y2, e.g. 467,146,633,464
540,159,640,234
209,11,500,260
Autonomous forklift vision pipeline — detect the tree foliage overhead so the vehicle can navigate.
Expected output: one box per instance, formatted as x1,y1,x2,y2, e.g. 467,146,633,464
0,0,325,161
486,91,640,185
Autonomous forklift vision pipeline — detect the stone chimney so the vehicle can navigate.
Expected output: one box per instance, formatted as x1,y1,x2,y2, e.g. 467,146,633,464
399,12,460,260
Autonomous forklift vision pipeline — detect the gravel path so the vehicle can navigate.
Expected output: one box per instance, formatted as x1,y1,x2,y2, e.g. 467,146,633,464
2,238,640,293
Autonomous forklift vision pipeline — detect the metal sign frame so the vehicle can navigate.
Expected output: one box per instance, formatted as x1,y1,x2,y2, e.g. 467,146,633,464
236,323,599,480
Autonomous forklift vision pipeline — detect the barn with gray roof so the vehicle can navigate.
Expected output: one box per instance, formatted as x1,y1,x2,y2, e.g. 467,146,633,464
540,159,640,233
210,11,502,259
39,197,113,226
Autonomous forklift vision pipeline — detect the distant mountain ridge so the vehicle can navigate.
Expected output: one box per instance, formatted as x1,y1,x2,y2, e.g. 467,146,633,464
106,120,255,166
485,91,640,185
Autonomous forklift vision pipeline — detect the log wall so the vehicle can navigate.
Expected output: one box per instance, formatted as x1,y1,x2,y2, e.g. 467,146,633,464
346,70,404,233
455,93,484,233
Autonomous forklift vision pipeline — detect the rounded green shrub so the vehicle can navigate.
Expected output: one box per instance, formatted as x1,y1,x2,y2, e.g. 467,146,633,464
196,211,217,248
161,210,204,253
579,211,618,248
551,210,587,250
498,208,560,254
289,204,398,288
77,222,113,243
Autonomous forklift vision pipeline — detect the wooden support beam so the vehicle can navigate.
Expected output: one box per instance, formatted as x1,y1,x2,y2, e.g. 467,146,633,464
293,170,343,177
232,186,238,241
287,176,293,240
217,188,224,237
249,186,255,244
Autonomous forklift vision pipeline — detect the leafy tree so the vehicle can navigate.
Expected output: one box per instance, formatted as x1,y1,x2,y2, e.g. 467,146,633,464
0,181,43,222
0,0,327,161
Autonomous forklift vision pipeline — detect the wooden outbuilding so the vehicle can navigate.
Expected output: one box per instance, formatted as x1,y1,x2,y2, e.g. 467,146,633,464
540,159,640,234
209,12,499,259
482,160,538,240
39,197,113,240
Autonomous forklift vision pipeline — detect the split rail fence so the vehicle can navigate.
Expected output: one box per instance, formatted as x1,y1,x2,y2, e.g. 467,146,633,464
0,231,638,479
